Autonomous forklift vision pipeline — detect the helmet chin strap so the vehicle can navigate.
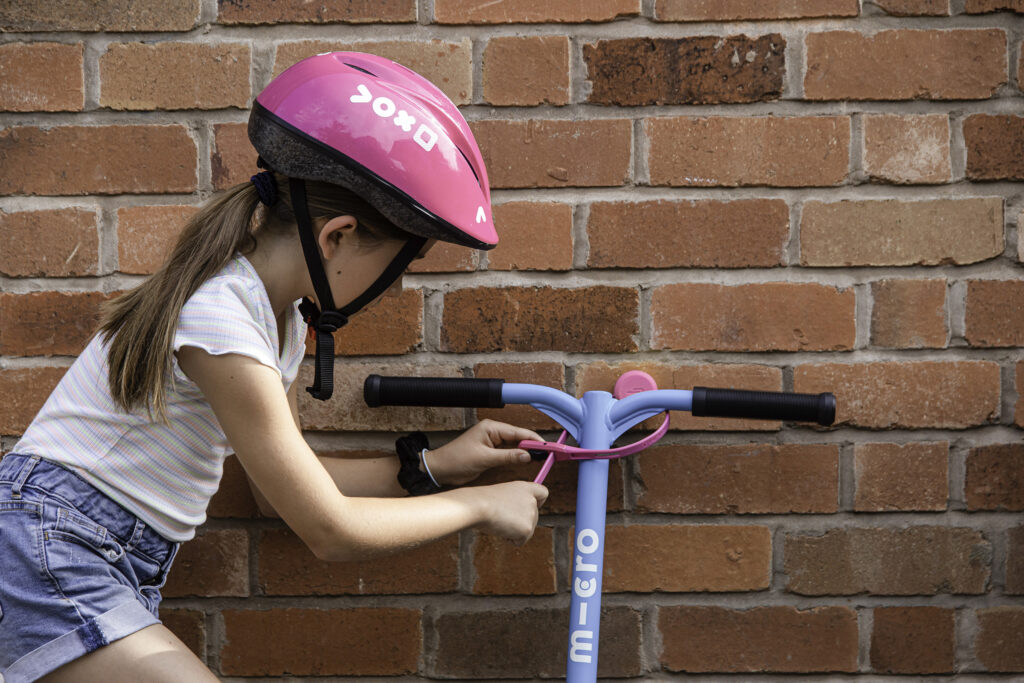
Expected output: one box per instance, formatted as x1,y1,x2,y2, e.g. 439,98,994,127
290,178,427,400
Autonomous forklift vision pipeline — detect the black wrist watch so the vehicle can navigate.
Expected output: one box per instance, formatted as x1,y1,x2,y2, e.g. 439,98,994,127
395,432,441,496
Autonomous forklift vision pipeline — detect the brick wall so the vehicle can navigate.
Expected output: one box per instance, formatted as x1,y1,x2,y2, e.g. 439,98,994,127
1,0,1023,678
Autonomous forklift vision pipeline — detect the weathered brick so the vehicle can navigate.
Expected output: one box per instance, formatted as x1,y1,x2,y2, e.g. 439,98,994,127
100,43,250,111
871,607,955,674
483,36,569,106
584,35,784,106
965,114,1024,181
655,0,858,20
259,529,458,595
976,607,1024,672
487,202,573,271
794,361,1000,429
472,119,632,189
435,607,641,678
442,286,638,353
863,114,951,184
160,609,206,659
163,529,249,598
660,606,858,673
785,527,990,595
0,367,66,435
0,126,196,196
587,199,788,269
0,42,83,112
801,198,1003,267
325,288,422,356
0,0,199,31
206,455,260,518
1008,526,1024,594
876,0,950,14
274,40,472,105
854,442,948,512
965,444,1024,511
636,444,839,514
603,525,771,592
474,362,564,430
805,30,1006,100
472,527,555,595
0,208,99,277
1017,361,1024,429
646,116,849,187
0,291,108,357
965,280,1024,347
966,0,1024,12
576,361,784,431
210,122,254,191
117,205,196,275
651,282,855,352
870,279,947,349
434,0,640,23
221,608,421,676
408,240,477,273
218,0,416,23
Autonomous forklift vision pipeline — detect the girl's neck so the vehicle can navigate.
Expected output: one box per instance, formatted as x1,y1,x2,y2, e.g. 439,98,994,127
243,234,313,319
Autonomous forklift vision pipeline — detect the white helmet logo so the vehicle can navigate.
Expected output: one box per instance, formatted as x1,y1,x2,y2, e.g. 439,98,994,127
476,206,486,224
350,83,438,152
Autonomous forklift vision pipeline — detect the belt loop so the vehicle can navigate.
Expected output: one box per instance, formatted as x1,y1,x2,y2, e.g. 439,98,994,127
126,518,146,551
11,455,41,498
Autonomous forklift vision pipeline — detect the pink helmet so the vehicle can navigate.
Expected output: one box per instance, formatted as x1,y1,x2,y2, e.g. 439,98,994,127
248,51,497,250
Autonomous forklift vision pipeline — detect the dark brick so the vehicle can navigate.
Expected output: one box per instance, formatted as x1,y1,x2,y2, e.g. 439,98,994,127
965,114,1024,181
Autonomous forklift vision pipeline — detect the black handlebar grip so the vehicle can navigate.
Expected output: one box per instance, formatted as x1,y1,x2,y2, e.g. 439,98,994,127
364,375,505,408
692,387,836,426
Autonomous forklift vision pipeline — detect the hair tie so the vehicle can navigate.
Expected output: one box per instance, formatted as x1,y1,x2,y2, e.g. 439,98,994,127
250,170,278,206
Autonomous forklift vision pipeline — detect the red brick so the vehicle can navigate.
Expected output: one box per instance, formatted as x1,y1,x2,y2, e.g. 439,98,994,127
0,367,66,435
805,30,1006,100
0,291,108,357
603,525,771,592
471,119,632,188
965,279,1024,347
636,443,839,514
210,122,254,191
407,240,477,273
801,198,1003,267
794,361,1000,429
206,455,260,518
660,606,858,673
0,208,99,277
0,125,196,196
100,43,250,111
587,199,787,269
258,528,457,595
0,42,83,112
442,286,638,353
1017,361,1024,429
0,0,199,31
163,529,248,598
646,116,849,187
965,114,1024,181
435,607,641,678
876,0,950,14
584,35,784,106
870,279,947,348
871,607,954,674
321,288,422,356
487,202,573,271
965,443,1024,511
474,362,564,430
576,360,784,431
863,114,951,184
218,0,415,23
221,608,420,676
785,527,990,595
297,362,466,432
117,205,195,275
484,36,569,106
655,0,858,20
976,607,1024,672
651,282,855,352
966,0,1024,12
160,609,205,659
434,0,640,23
274,40,472,105
472,527,555,595
854,442,948,512
1008,525,1024,594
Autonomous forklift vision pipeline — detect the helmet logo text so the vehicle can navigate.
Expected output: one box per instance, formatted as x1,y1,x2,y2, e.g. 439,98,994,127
351,83,438,153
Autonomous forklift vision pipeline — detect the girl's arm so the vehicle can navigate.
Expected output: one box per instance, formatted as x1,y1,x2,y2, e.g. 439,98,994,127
178,347,547,561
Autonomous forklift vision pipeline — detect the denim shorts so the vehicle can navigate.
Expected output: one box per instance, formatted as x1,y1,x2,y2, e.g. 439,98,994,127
0,454,180,683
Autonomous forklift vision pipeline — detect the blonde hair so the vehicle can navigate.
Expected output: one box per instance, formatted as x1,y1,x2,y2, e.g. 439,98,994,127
100,173,411,422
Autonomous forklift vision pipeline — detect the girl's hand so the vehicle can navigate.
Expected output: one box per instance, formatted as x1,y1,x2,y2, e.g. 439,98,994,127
473,481,549,544
427,419,542,486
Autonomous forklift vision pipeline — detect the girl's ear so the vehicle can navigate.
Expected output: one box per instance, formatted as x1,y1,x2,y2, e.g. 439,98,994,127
317,215,359,260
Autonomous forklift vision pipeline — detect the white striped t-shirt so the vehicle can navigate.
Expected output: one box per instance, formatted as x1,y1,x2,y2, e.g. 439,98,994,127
13,254,307,541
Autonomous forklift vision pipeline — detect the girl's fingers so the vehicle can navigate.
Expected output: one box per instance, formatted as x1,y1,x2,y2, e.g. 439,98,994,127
481,420,542,447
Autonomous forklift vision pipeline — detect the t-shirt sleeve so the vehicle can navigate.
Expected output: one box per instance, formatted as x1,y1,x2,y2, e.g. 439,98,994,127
173,276,282,379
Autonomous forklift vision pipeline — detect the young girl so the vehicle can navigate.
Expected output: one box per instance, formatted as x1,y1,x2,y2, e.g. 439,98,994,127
0,52,549,682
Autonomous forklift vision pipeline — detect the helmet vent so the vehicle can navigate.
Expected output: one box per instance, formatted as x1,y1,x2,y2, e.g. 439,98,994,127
457,146,482,190
345,63,377,77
